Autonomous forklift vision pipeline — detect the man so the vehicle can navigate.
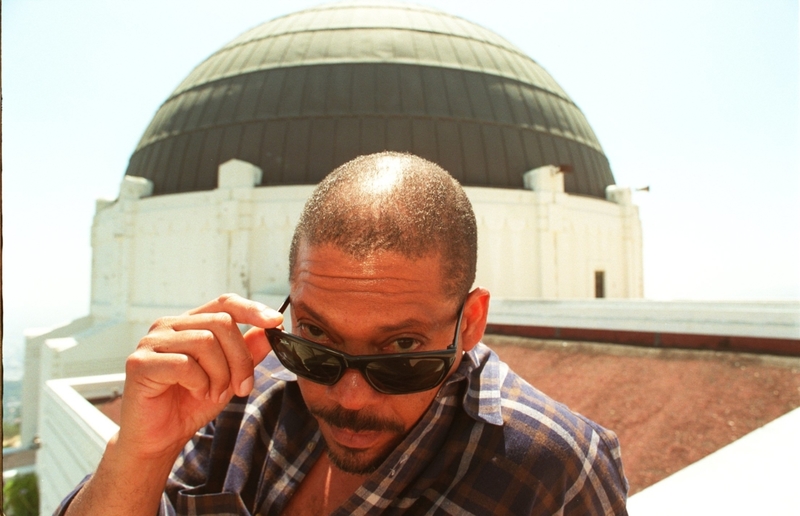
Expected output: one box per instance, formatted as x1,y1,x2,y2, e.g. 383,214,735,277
59,152,628,515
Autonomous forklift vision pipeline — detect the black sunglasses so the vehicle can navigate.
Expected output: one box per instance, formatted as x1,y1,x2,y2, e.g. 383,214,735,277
265,297,464,395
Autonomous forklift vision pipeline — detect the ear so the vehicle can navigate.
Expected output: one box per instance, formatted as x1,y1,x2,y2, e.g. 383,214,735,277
460,287,490,352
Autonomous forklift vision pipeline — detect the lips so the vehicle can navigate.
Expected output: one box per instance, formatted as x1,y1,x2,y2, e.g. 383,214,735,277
326,424,383,450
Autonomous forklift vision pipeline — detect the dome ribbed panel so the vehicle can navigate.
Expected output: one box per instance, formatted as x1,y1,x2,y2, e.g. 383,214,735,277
126,1,614,197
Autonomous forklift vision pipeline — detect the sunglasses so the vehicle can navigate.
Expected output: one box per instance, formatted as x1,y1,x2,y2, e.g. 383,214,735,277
265,297,464,395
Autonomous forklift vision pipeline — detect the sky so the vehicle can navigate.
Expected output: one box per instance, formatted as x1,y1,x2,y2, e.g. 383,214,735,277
2,0,799,378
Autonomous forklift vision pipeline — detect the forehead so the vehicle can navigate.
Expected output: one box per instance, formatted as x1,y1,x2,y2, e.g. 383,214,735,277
290,242,449,305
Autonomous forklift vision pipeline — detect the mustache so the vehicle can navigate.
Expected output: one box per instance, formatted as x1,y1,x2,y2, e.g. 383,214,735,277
308,404,405,434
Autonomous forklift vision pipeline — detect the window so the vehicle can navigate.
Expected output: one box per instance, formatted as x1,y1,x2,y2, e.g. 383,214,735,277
595,270,605,298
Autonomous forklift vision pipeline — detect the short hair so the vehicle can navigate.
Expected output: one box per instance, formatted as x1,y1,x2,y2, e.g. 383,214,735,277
289,152,477,299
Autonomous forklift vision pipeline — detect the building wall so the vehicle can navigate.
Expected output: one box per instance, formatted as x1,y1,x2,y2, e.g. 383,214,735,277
90,161,642,322
470,167,643,299
90,166,312,321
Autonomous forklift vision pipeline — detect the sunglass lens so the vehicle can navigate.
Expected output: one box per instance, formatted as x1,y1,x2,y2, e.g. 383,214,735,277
365,358,447,394
273,336,342,384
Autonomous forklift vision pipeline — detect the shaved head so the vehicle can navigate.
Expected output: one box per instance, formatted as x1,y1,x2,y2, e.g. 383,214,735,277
289,152,477,299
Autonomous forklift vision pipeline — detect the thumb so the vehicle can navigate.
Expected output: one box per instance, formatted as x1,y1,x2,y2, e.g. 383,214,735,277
244,326,273,365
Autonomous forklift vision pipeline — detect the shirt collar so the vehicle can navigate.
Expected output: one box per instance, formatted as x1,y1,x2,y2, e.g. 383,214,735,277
271,364,296,382
443,343,505,426
269,342,505,427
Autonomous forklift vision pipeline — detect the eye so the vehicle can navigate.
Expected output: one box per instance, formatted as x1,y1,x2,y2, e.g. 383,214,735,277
384,338,422,353
297,323,331,344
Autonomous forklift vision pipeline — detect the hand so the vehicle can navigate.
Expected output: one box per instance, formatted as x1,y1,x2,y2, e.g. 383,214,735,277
63,294,281,515
117,294,282,460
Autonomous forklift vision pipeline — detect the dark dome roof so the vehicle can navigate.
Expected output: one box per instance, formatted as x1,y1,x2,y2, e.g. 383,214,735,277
126,1,615,197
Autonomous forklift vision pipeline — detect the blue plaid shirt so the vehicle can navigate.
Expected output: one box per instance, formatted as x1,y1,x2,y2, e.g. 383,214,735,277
59,343,628,515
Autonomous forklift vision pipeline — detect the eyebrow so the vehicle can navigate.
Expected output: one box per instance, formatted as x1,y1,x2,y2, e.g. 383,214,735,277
291,300,435,340
289,300,333,332
374,318,432,334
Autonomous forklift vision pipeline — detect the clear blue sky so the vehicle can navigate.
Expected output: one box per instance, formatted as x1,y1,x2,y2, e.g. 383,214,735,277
3,0,799,376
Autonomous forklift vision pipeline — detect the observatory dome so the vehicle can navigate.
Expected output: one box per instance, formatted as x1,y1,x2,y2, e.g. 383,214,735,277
126,1,615,197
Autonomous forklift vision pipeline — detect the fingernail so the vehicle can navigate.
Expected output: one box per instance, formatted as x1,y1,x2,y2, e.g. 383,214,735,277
238,376,254,396
217,387,231,404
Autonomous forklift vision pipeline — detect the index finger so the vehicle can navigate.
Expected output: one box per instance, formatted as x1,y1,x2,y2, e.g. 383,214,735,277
187,294,283,329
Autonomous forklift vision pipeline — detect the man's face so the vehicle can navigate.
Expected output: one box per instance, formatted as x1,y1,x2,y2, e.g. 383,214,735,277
289,242,466,475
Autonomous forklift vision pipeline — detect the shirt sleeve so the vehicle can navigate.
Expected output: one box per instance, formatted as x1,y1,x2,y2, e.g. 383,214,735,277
562,423,629,516
52,475,92,515
493,360,629,516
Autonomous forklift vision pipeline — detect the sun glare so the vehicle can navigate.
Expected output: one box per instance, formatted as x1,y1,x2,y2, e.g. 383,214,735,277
366,158,404,194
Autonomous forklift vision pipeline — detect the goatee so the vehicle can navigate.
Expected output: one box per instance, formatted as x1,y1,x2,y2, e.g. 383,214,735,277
308,404,407,475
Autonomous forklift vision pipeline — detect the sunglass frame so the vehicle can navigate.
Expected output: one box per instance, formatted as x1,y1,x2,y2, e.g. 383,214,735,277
264,296,464,394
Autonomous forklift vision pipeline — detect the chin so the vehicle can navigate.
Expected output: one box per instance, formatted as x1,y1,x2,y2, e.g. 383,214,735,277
324,435,403,475
326,446,385,475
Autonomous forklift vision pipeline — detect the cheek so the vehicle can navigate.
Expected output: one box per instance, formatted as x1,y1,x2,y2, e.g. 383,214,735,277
389,390,440,430
296,377,326,405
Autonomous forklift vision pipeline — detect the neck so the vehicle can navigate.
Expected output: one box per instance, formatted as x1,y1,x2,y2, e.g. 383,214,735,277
320,452,370,504
283,451,369,515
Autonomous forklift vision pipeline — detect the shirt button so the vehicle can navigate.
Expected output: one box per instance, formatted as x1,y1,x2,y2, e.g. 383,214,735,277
307,441,315,451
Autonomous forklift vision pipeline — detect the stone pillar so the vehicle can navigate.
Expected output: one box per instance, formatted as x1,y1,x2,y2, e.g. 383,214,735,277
217,160,263,296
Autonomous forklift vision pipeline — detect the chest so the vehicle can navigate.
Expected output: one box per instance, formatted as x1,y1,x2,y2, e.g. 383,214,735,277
279,454,367,516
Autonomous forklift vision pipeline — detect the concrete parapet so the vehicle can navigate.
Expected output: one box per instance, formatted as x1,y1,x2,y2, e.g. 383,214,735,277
487,299,800,356
627,407,800,515
523,165,565,193
606,185,632,205
39,374,122,515
218,159,263,188
119,175,153,200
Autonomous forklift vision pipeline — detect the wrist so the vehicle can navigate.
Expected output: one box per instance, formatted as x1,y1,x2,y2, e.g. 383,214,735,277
64,433,182,515
105,432,184,476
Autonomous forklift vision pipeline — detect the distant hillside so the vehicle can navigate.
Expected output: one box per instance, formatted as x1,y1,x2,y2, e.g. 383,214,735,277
3,337,25,382
3,379,23,421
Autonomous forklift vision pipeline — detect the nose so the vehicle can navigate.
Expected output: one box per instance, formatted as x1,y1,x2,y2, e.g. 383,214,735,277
327,368,379,410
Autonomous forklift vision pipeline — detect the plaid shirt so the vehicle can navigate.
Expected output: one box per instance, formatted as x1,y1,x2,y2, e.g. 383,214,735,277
59,343,628,515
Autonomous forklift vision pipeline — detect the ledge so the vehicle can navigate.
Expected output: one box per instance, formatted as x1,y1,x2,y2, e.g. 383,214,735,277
487,299,800,356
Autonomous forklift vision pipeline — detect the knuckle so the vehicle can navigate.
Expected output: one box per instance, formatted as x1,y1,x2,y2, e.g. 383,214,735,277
174,354,194,374
209,311,235,328
137,333,160,351
148,316,171,333
125,350,148,374
193,329,217,349
216,293,239,306
148,314,184,333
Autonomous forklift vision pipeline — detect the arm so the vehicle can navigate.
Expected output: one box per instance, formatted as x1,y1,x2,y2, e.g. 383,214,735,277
62,294,282,516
